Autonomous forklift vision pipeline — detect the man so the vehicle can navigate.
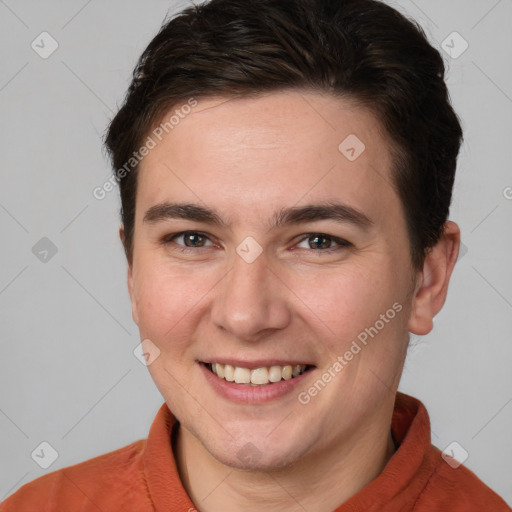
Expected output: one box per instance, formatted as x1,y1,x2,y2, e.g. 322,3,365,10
2,0,510,510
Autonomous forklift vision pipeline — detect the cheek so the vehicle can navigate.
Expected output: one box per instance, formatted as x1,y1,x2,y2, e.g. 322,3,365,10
295,261,402,352
131,261,207,349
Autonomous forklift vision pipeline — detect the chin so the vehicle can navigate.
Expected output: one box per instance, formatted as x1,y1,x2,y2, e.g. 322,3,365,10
205,434,309,472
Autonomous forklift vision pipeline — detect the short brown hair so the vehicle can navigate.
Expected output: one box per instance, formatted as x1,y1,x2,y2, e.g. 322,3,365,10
104,0,463,270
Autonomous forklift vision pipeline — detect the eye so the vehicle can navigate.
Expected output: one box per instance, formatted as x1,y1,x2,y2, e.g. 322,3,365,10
162,231,215,249
295,233,352,252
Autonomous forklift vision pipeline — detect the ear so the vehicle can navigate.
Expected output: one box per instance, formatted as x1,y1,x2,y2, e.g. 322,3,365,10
407,221,460,336
119,225,139,325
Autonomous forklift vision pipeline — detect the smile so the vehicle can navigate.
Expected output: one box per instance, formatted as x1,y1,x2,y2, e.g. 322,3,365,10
205,362,312,386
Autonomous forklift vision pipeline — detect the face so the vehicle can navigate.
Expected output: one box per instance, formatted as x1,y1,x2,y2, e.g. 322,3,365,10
127,90,419,470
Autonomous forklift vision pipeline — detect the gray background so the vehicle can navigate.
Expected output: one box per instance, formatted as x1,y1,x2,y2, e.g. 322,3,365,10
1,0,511,505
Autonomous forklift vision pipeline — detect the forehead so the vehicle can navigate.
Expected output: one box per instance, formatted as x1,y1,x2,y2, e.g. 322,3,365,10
136,90,401,229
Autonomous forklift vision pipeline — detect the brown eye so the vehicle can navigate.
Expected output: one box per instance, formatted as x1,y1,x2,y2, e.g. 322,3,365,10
296,233,352,251
182,232,207,247
308,234,332,249
163,231,214,249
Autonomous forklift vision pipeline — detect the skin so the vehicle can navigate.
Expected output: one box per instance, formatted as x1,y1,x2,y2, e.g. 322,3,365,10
122,90,460,512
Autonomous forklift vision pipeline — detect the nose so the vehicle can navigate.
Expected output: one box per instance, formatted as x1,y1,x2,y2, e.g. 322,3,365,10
210,247,291,342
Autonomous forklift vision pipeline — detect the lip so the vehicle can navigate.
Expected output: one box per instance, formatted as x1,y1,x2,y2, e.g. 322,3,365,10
199,362,314,404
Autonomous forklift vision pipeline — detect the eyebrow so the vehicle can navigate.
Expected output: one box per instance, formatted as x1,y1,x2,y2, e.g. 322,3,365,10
143,201,373,231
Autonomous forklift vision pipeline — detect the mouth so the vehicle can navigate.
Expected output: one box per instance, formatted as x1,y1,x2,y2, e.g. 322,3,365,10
202,362,315,386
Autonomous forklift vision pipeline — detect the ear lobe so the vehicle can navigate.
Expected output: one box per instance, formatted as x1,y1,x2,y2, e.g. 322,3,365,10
407,221,460,336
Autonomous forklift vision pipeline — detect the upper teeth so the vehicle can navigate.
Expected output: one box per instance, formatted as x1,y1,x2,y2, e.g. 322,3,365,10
210,363,306,385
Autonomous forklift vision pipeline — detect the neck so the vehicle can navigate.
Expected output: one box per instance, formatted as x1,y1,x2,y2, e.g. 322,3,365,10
174,397,397,512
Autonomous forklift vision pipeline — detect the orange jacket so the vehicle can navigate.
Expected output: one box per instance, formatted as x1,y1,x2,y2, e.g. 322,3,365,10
2,392,510,511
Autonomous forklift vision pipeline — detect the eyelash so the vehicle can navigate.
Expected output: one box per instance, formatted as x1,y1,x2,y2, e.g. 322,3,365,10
295,233,353,252
160,231,353,254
